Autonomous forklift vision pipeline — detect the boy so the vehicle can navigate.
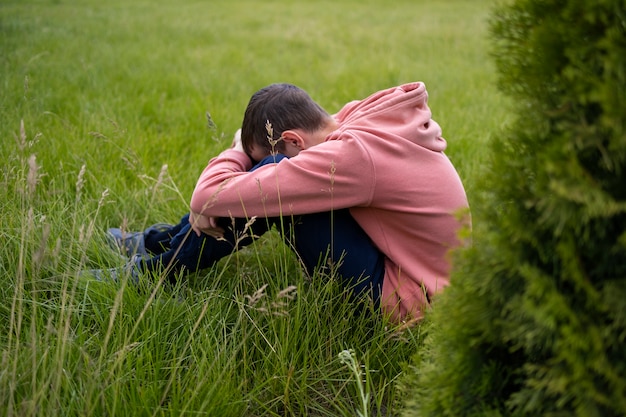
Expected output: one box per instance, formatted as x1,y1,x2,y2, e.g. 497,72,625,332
99,82,469,322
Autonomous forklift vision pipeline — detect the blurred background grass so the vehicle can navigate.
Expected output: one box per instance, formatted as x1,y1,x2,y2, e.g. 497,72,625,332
1,0,508,225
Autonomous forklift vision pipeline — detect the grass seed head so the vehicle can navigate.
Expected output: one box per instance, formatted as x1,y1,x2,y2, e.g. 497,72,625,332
27,154,38,196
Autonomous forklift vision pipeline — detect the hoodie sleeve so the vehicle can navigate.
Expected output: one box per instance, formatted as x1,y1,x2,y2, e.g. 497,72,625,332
190,135,376,219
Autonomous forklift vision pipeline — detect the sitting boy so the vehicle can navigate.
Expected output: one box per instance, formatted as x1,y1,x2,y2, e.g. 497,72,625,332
94,82,470,322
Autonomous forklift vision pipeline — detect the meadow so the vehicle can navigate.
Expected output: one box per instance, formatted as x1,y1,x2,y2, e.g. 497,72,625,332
0,0,511,415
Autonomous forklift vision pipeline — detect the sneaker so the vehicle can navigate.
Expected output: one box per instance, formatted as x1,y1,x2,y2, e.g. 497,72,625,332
107,223,172,257
83,254,143,284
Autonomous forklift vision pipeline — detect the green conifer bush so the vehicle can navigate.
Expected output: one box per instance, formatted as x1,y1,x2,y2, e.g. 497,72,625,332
401,0,626,415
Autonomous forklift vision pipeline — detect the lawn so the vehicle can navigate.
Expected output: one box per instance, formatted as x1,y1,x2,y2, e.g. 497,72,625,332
0,0,510,415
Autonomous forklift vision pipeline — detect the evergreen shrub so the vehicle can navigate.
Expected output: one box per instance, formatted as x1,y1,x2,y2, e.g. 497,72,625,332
401,0,626,415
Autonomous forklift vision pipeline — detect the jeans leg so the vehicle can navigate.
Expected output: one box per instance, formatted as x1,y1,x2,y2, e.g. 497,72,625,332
141,215,272,283
143,215,187,254
284,209,385,306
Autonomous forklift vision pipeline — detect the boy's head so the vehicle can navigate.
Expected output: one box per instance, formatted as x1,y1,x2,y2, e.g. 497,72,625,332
241,83,331,160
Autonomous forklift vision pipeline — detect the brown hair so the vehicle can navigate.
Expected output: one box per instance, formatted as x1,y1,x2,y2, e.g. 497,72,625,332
241,83,330,158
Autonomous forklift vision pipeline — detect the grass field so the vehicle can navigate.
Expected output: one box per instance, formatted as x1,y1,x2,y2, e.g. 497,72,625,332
1,0,510,415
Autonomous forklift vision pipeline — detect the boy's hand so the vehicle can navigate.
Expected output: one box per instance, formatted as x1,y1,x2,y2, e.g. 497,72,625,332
231,128,245,153
189,210,224,238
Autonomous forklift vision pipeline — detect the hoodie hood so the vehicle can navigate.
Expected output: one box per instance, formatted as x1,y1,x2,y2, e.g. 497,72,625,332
330,82,446,152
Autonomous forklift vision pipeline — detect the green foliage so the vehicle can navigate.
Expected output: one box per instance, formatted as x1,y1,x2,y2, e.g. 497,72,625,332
402,0,626,416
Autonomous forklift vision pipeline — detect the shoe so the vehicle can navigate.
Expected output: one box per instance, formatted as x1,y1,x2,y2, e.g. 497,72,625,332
107,223,172,257
83,254,143,284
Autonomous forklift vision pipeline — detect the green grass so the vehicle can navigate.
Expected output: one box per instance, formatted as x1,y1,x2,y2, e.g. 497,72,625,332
1,0,510,415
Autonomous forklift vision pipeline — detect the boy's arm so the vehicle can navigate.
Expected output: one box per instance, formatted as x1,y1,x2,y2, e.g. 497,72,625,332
189,135,375,219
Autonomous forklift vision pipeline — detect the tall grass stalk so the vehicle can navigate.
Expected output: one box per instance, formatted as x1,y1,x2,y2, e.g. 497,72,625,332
338,349,370,417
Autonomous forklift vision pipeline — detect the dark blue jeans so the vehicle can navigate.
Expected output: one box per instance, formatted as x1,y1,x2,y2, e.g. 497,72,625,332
141,155,384,305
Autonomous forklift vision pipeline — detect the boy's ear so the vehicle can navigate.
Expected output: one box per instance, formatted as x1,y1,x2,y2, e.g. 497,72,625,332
280,130,305,150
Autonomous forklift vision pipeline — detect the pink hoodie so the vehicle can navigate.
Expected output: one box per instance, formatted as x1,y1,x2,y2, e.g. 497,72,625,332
191,82,469,321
